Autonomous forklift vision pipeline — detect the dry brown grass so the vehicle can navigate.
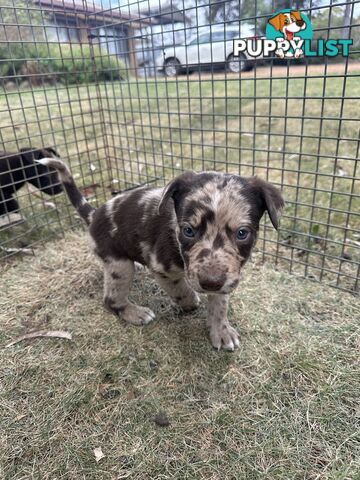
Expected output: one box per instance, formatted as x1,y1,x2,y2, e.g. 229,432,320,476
1,232,359,479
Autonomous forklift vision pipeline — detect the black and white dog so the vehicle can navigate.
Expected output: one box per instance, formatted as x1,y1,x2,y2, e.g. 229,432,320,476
0,147,63,223
39,157,284,350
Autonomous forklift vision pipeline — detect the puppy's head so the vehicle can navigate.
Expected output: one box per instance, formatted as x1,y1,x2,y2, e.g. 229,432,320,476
159,172,284,294
268,11,305,39
20,147,63,195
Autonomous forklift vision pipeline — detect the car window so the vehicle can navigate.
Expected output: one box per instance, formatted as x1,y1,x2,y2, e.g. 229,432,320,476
226,31,240,40
188,31,239,45
191,31,239,43
189,34,211,45
211,32,227,42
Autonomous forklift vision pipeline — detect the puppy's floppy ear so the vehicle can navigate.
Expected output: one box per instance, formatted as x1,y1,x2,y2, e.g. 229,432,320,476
249,177,285,230
158,171,196,214
20,147,59,161
291,10,302,21
268,13,284,32
42,147,60,158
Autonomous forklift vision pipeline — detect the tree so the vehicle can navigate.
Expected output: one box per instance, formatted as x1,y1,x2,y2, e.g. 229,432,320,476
311,4,359,54
206,0,272,35
274,0,311,9
208,0,266,24
342,0,352,40
0,0,45,43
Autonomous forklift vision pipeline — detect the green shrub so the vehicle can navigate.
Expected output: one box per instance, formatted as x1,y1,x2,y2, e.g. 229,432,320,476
0,43,28,77
0,42,128,85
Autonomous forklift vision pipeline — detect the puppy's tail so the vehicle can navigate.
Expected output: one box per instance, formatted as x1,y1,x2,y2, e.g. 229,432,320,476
36,157,95,225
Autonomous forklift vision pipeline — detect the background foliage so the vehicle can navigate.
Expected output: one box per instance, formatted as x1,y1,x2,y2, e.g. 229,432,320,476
0,1,127,84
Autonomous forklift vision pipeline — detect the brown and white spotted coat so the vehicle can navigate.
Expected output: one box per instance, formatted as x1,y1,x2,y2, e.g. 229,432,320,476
36,159,284,351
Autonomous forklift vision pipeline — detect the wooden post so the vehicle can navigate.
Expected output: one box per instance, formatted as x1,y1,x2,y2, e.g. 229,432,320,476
78,18,89,44
127,26,138,77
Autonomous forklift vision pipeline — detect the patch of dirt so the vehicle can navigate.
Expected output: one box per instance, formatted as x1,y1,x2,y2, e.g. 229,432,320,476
188,61,360,80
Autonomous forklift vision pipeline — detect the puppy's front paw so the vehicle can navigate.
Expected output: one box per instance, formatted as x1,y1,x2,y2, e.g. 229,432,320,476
123,305,155,326
210,324,240,351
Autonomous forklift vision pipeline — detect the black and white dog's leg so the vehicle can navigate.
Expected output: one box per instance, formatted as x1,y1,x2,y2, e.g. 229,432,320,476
0,196,24,227
0,195,19,216
207,294,240,351
152,273,200,311
103,259,155,326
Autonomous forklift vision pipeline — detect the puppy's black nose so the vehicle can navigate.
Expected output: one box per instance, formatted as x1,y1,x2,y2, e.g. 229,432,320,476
296,20,304,27
199,273,226,292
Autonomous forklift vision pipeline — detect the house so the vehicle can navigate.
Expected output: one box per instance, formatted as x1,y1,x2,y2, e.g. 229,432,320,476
35,0,156,74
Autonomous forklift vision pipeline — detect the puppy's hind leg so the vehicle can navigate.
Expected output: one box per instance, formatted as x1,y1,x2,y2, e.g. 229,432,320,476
103,258,155,326
0,197,24,227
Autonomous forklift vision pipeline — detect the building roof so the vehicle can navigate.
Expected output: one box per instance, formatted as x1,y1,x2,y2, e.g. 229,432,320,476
35,0,156,27
140,5,185,25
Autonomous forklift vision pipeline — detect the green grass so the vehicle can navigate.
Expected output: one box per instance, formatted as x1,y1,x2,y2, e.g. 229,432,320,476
0,70,359,289
1,232,359,479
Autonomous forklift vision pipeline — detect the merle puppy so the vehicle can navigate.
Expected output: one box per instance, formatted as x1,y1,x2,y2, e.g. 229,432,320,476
0,147,63,218
39,157,284,350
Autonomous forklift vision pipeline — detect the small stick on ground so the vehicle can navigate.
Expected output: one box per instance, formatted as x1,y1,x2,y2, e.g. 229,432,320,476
5,330,72,348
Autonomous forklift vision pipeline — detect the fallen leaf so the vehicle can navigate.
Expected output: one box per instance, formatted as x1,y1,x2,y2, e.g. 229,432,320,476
126,389,135,400
93,447,105,462
5,330,72,348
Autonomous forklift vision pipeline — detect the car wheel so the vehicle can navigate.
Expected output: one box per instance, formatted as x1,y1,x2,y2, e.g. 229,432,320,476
164,58,181,77
227,53,251,73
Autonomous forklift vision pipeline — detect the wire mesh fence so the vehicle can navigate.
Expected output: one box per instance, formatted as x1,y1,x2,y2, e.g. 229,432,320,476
0,0,359,293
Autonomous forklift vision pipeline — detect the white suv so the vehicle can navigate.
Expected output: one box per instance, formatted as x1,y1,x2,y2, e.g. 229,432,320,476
158,27,259,77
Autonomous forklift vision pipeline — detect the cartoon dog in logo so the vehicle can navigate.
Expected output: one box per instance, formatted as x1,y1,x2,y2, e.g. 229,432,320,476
268,10,306,58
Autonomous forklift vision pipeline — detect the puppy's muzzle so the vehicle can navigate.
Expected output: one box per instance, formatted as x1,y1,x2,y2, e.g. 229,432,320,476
198,272,226,292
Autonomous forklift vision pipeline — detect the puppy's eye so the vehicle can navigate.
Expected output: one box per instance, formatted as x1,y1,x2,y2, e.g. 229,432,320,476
236,228,249,240
183,226,195,238
284,18,289,24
